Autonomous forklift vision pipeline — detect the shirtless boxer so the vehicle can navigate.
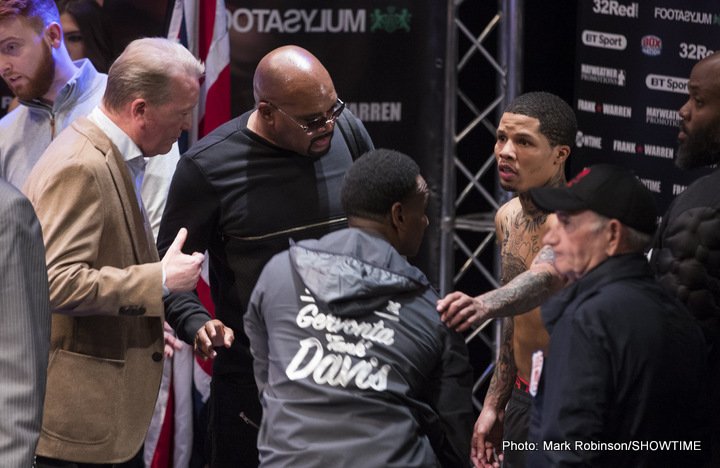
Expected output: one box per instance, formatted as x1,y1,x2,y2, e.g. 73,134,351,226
437,92,576,468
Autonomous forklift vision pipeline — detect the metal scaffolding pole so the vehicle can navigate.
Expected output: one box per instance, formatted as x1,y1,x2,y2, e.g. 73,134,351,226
441,0,523,409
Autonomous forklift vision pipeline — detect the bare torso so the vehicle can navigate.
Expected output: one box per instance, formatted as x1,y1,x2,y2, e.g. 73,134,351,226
496,197,551,381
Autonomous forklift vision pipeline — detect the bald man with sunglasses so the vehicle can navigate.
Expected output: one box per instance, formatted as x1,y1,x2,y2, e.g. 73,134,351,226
158,45,374,467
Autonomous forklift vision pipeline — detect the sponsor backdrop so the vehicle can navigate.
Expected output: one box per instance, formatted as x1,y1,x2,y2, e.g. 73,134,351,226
225,0,448,284
573,0,719,213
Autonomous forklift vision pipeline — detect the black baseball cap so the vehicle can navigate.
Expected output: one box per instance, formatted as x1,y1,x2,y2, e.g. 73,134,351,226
528,164,658,235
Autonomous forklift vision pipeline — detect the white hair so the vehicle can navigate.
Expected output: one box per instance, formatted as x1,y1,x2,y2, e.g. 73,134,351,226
103,37,204,112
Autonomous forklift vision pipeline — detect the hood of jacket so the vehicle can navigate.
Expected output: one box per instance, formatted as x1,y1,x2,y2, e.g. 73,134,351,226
289,228,431,317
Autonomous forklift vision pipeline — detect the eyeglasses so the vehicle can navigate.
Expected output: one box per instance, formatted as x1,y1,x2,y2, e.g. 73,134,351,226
266,98,345,134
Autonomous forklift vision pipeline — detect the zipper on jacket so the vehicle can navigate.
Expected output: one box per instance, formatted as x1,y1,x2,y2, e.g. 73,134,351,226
22,99,56,139
224,216,348,242
239,411,259,430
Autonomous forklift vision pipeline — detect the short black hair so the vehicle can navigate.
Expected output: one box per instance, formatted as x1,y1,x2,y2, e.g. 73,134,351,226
504,92,577,147
342,148,420,221
57,0,114,72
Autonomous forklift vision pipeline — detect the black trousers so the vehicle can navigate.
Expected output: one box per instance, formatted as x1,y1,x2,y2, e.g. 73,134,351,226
502,387,532,468
207,372,262,468
35,448,143,468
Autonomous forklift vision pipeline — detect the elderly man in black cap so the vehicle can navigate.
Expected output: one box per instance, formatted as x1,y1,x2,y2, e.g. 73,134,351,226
524,164,706,467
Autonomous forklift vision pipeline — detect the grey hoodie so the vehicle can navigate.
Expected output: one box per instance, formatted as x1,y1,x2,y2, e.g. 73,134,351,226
245,228,473,467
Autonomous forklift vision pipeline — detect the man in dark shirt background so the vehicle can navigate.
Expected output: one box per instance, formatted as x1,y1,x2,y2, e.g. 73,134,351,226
159,45,373,467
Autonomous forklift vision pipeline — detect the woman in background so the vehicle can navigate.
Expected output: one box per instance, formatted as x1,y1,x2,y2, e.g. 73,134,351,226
57,0,114,72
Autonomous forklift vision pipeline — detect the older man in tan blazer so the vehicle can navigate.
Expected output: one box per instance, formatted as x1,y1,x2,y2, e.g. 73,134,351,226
24,38,233,466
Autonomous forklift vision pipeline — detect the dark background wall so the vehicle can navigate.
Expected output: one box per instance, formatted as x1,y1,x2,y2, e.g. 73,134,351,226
523,2,577,104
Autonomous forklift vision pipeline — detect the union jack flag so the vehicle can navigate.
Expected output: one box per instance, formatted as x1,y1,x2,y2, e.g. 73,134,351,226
145,1,230,466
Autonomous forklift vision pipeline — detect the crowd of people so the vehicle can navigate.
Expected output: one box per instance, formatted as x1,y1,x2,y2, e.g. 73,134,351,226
0,0,719,467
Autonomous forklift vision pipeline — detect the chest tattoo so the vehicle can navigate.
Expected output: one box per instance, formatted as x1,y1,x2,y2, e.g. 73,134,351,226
500,209,548,283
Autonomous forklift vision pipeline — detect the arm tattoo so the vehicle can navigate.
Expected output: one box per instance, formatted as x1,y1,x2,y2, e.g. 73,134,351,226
483,246,561,319
486,270,556,317
484,317,516,410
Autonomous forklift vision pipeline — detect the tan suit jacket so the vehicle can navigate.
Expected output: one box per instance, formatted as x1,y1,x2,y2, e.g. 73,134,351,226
24,118,164,463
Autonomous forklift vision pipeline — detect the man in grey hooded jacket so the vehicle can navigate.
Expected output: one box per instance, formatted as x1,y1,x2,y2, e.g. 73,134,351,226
245,148,474,467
